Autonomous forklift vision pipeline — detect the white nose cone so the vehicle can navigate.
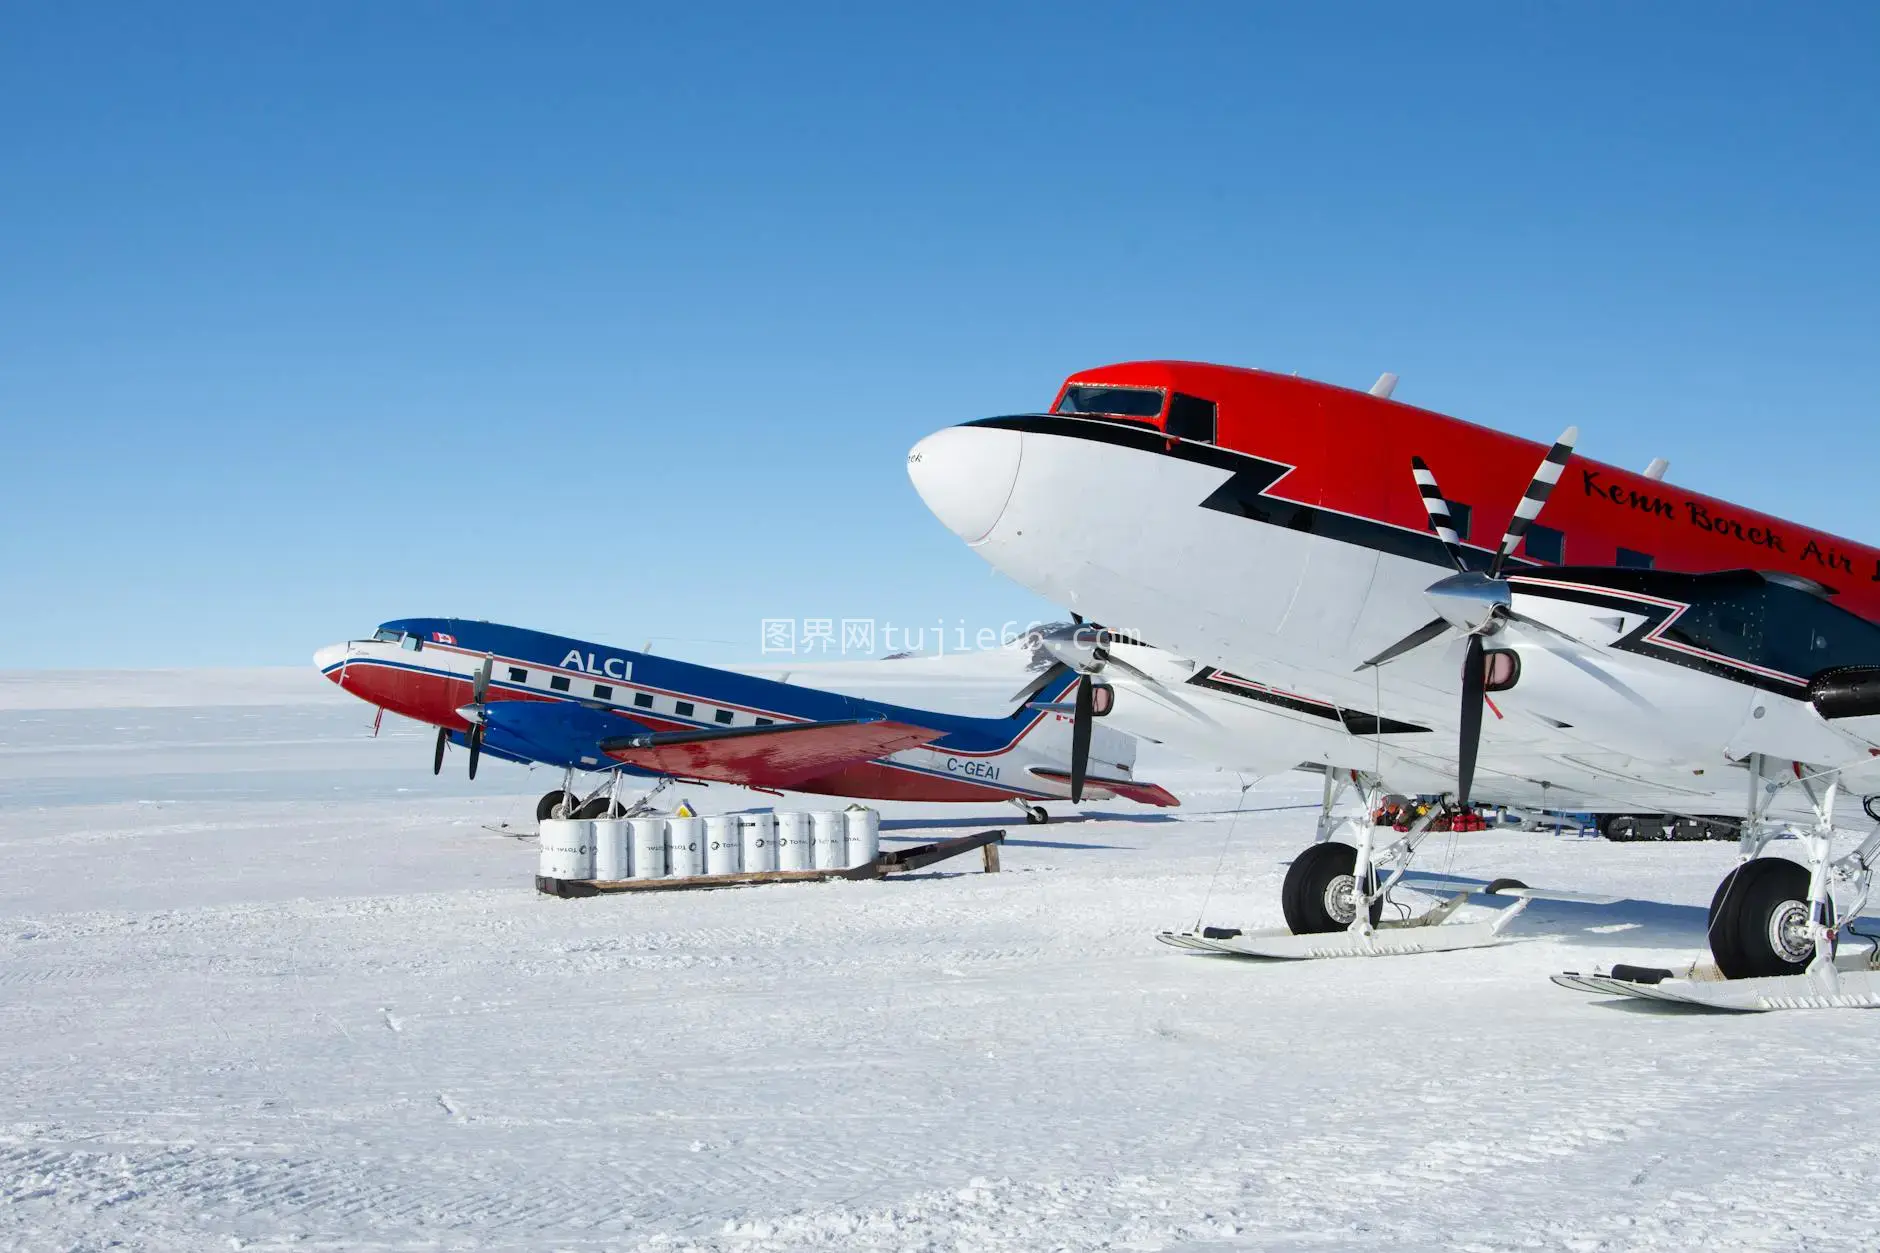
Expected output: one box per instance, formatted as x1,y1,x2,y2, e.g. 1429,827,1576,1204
906,425,1022,544
313,642,350,674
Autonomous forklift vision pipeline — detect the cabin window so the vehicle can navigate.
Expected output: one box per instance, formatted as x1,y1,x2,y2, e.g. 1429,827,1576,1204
1165,393,1217,443
1053,385,1164,419
715,709,735,725
756,717,774,726
508,667,528,683
1617,547,1654,569
550,675,571,692
593,684,612,701
1523,523,1564,564
675,701,695,717
633,692,653,709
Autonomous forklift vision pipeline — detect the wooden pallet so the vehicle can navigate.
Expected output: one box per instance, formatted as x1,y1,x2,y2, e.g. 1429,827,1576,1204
536,827,1005,898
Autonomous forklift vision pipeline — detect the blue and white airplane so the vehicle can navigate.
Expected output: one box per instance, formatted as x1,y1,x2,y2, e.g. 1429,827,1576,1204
314,618,1179,822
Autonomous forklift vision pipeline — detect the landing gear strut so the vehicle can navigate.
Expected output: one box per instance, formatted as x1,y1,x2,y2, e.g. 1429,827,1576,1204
1159,769,1575,959
1281,840,1383,934
1011,798,1049,825
1705,755,1880,984
538,771,671,824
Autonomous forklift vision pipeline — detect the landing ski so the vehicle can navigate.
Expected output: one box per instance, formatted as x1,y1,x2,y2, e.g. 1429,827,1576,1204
1157,920,1520,960
1553,967,1880,1011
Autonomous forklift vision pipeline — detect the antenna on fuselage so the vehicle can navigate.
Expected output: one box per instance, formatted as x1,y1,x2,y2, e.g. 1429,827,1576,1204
1642,458,1670,480
1369,372,1399,399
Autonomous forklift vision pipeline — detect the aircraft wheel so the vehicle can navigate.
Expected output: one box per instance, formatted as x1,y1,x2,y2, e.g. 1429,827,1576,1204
1709,857,1814,979
1282,842,1383,935
1025,805,1049,825
574,797,626,820
537,790,576,822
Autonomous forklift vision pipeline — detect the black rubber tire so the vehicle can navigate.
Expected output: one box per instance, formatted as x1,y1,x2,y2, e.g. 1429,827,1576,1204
573,796,626,820
1706,870,1744,977
1483,877,1529,896
1282,842,1384,935
1605,816,1637,843
1709,857,1814,979
1026,805,1049,825
537,790,575,822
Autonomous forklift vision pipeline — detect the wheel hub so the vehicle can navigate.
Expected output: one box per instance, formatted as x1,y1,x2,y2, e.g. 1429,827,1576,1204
1324,873,1357,926
1768,899,1814,964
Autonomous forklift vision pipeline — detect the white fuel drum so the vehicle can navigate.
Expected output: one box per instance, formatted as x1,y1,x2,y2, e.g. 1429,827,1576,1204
666,815,705,878
630,817,667,879
740,812,778,873
810,810,845,871
704,814,741,876
593,818,631,880
538,818,595,881
843,807,880,868
777,811,813,871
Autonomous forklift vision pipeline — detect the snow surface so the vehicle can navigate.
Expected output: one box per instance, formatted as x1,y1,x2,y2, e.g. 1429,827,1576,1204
4,667,1879,1252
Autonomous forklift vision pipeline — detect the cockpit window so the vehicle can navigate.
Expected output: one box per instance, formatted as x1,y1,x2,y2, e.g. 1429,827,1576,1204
1166,392,1217,443
373,628,403,643
1054,385,1165,419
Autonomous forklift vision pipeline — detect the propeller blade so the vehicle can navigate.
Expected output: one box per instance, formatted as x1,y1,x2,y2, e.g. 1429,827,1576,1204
467,725,483,781
1095,649,1157,686
1009,660,1070,706
1358,616,1454,670
471,654,493,704
1410,456,1469,572
1504,611,1657,714
433,725,448,775
1487,426,1578,579
1458,635,1486,808
1069,676,1094,803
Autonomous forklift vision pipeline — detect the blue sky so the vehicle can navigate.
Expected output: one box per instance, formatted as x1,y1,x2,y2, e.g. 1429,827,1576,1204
3,3,1875,668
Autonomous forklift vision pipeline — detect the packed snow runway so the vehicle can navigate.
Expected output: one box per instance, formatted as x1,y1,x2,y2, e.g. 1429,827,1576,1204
4,671,1878,1251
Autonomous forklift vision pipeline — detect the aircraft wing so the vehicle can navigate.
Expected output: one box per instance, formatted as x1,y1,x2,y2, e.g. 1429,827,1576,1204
1028,768,1181,808
599,718,943,788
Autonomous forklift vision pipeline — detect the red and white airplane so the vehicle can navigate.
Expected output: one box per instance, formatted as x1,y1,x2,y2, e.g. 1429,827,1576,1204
910,361,1880,1009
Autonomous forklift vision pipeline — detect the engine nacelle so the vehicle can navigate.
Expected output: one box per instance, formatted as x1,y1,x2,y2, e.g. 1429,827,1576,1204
1810,666,1880,721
